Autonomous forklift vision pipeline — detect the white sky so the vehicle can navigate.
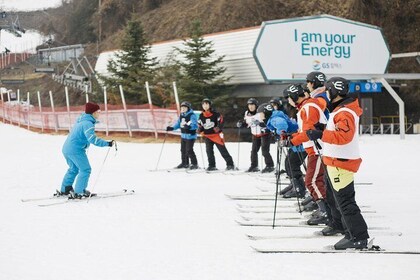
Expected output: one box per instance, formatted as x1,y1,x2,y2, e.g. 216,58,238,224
0,0,62,11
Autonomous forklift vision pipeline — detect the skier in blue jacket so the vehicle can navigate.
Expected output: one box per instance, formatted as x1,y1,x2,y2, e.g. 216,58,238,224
58,102,114,198
167,101,199,170
266,109,308,199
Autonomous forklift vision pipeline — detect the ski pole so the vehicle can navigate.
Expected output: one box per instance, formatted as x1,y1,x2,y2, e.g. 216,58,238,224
272,140,283,228
236,127,241,169
284,146,302,213
296,148,307,172
154,132,168,171
198,135,206,169
312,140,354,241
88,143,115,202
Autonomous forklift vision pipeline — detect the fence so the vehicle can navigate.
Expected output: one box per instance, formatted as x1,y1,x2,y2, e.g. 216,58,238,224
0,83,182,138
359,115,412,135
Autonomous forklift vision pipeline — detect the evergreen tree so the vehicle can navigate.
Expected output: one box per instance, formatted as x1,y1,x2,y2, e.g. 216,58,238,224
102,18,157,104
175,20,231,106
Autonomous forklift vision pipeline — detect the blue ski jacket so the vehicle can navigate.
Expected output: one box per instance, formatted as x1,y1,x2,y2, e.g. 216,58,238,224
267,111,304,152
172,108,198,140
62,113,109,154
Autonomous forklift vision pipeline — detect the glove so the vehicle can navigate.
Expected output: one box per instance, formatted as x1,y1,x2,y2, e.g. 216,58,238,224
108,140,115,147
271,131,280,141
306,129,323,141
259,122,266,128
280,132,292,147
314,122,326,131
166,126,174,131
236,120,243,128
184,124,191,130
213,127,221,133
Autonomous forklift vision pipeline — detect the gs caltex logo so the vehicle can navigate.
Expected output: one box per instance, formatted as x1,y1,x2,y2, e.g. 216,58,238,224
312,60,321,70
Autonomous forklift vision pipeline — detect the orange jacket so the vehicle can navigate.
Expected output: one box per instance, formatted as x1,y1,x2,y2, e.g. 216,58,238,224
322,98,363,172
291,98,324,156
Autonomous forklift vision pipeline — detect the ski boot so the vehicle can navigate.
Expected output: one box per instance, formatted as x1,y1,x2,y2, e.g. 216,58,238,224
189,164,199,170
279,183,293,195
303,201,318,212
334,237,368,250
246,166,260,172
54,186,74,197
69,190,96,199
261,166,275,173
206,166,218,172
226,165,235,171
321,225,345,236
175,163,189,169
307,200,329,225
301,195,313,206
283,177,306,199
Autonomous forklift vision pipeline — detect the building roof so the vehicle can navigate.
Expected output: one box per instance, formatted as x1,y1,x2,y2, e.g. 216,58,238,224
95,26,265,85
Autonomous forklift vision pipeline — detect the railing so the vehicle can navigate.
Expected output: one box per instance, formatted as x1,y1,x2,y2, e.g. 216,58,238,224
360,115,413,135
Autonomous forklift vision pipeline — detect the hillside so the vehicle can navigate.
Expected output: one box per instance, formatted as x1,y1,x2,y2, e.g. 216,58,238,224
10,0,420,122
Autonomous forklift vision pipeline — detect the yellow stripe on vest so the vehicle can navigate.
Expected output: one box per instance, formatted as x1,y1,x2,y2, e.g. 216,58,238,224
327,166,354,191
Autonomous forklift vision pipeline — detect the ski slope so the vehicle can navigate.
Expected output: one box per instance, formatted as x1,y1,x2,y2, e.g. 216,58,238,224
0,122,419,280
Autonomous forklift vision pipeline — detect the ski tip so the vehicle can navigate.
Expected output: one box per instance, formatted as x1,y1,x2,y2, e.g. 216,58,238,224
246,234,257,240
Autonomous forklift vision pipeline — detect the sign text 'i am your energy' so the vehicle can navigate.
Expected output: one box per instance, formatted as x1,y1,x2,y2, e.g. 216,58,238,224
294,29,356,59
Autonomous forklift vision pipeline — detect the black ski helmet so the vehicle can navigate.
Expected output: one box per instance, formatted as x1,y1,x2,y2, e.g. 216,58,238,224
201,98,212,107
180,101,191,109
257,103,273,120
306,71,327,89
247,98,258,106
283,84,306,103
269,97,283,110
325,77,349,101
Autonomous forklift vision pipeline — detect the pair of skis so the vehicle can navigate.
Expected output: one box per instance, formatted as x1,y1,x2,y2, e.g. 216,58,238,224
21,189,135,207
250,237,420,254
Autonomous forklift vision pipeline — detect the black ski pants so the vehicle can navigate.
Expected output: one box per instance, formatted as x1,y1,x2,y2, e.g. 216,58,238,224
250,134,274,168
180,138,197,165
204,137,234,168
325,166,369,241
284,148,307,179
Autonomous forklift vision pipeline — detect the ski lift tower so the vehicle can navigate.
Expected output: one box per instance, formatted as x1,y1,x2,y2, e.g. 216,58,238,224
0,12,26,39
0,12,26,84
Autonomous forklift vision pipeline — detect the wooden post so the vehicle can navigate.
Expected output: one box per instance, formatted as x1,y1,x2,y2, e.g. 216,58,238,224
49,91,58,132
146,81,158,139
85,84,89,103
65,86,71,131
0,90,4,122
7,91,11,124
119,85,132,137
172,81,180,115
27,92,31,130
37,91,44,133
104,86,109,136
17,89,21,127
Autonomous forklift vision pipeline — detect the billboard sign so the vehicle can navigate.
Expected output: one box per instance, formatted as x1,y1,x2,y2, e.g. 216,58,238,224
253,15,391,82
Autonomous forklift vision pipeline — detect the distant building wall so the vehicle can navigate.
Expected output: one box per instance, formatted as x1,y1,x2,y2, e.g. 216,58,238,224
95,27,265,86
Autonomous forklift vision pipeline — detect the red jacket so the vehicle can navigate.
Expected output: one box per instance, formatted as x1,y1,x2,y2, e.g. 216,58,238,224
291,98,325,156
322,98,363,172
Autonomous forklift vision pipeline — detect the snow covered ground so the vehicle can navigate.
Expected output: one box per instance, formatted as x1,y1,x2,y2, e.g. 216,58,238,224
0,122,419,280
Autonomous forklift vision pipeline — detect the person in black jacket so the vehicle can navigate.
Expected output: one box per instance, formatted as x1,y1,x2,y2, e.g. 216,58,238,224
198,98,234,171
